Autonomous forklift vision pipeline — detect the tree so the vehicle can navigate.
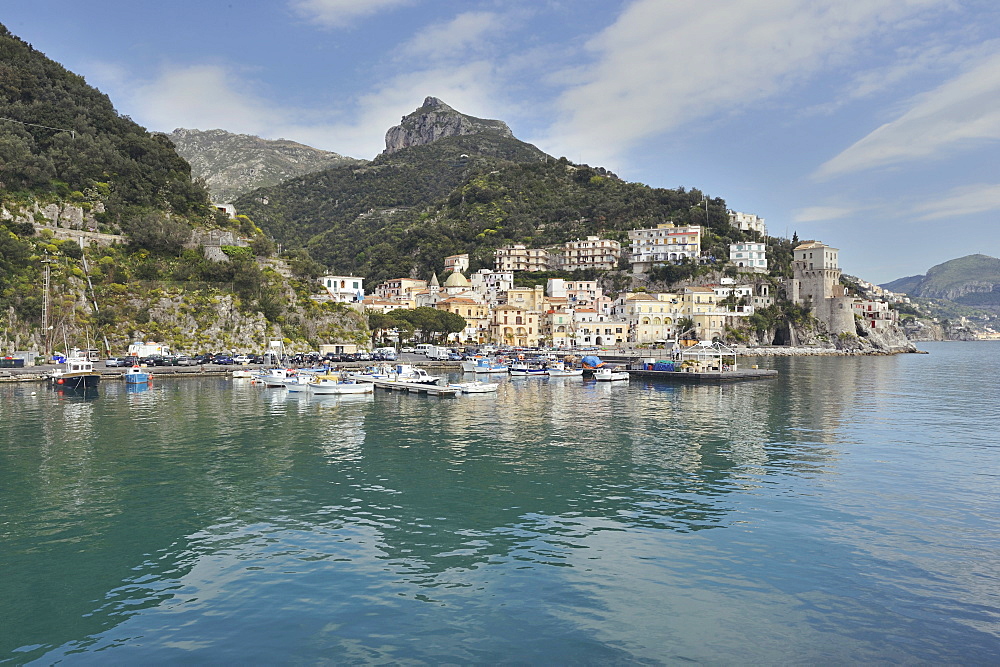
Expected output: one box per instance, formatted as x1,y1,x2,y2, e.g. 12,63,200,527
124,211,191,254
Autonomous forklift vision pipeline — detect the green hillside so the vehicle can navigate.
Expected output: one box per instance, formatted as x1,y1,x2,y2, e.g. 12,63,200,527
236,131,750,284
0,24,209,217
0,23,365,355
883,254,1000,305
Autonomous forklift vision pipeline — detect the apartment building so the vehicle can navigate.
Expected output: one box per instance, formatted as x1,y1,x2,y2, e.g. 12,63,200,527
628,223,702,273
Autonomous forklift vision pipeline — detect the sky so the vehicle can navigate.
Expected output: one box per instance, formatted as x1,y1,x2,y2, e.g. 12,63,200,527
4,0,1000,284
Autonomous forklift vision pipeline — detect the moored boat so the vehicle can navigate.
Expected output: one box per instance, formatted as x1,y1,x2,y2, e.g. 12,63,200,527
594,367,629,382
449,381,499,394
307,377,375,395
545,360,583,377
49,355,101,389
124,365,151,384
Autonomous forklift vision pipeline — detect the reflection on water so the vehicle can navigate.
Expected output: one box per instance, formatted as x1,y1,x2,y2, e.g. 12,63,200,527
2,344,999,663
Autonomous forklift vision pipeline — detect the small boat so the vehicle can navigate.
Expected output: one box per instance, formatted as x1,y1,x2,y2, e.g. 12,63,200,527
284,375,313,392
449,381,499,394
594,367,630,382
545,360,583,377
462,358,510,374
124,365,151,384
49,355,100,389
509,362,546,377
308,377,375,395
257,368,295,387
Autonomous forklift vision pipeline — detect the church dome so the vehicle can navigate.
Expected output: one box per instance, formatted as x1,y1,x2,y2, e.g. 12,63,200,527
444,271,470,288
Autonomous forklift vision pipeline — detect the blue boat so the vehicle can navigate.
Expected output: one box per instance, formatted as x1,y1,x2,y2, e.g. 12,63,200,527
124,365,151,384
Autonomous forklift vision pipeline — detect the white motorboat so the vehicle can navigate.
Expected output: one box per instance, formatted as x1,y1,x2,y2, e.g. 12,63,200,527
462,358,509,374
257,368,295,387
594,367,630,382
449,381,499,394
307,377,375,395
545,360,583,377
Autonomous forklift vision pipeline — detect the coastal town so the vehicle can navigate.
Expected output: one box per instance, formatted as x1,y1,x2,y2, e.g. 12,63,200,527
310,210,911,352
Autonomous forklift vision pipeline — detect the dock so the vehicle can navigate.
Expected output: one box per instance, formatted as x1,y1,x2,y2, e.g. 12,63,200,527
357,378,459,396
627,368,778,382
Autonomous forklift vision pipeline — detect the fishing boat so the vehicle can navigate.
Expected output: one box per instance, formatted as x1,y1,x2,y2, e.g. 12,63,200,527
594,367,630,382
123,365,151,384
307,376,375,395
49,355,100,389
545,360,583,377
509,361,547,377
358,364,442,385
284,375,313,392
449,381,499,394
461,358,510,374
257,368,295,387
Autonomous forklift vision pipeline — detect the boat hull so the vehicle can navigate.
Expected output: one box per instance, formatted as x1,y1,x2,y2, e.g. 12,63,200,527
51,373,100,389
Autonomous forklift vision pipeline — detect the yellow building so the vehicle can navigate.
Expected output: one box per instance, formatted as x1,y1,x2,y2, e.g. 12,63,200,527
682,286,727,342
437,297,488,343
489,304,542,347
505,285,547,311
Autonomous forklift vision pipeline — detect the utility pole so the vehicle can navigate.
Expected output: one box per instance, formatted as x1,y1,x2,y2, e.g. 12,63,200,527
41,257,53,358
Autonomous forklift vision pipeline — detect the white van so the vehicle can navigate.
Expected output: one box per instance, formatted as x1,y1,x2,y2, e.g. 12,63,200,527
414,344,432,355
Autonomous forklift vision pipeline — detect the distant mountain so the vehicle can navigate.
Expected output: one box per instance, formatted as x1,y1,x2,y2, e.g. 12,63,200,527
882,254,1000,305
167,128,360,204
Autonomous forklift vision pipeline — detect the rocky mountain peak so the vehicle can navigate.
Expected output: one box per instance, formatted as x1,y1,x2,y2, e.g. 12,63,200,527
383,97,514,154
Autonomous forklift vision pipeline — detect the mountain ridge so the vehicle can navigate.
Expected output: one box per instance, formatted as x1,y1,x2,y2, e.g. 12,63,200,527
168,127,361,204
882,254,1000,305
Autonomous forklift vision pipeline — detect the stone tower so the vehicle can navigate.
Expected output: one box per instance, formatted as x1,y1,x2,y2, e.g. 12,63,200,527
790,241,855,335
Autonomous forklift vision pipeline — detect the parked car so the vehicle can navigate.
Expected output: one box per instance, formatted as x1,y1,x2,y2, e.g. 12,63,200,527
213,355,234,365
447,353,462,361
140,355,164,366
400,346,415,353
175,356,198,366
233,355,251,364
105,357,127,367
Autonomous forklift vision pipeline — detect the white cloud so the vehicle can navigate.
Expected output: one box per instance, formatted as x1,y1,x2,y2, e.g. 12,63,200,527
815,50,1000,179
540,0,949,167
290,0,414,28
125,65,283,135
400,11,499,60
910,183,1000,220
792,206,856,223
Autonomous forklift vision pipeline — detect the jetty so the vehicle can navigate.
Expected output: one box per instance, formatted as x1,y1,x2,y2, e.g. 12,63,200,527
626,367,777,382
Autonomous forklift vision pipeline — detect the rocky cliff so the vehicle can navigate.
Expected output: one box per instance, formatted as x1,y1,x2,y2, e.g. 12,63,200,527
168,128,360,204
383,97,514,154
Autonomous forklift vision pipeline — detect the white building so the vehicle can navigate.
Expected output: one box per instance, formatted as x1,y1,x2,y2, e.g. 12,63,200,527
546,278,607,310
627,223,702,274
495,245,549,272
728,210,766,236
318,275,365,303
729,242,768,273
444,253,469,274
470,268,514,304
549,236,621,271
570,308,628,347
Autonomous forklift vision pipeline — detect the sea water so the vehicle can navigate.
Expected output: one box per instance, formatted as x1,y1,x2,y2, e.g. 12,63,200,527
1,342,998,663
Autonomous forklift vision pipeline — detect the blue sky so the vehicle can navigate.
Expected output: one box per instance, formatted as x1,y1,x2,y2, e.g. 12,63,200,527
5,0,1000,284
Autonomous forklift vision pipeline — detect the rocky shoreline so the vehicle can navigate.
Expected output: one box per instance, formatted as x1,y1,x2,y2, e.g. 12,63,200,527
733,345,924,356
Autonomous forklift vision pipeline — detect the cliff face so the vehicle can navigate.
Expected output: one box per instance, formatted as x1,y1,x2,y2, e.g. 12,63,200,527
383,97,514,154
168,129,360,204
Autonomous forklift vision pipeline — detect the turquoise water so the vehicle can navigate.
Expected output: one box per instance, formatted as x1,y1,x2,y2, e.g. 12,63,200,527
2,342,998,663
